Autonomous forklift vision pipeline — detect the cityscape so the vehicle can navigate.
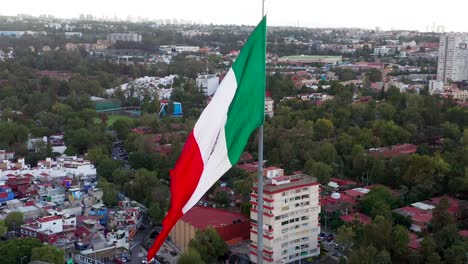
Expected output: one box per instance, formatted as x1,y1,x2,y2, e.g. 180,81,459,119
0,6,466,264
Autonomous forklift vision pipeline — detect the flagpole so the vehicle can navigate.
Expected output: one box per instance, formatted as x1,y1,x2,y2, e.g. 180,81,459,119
257,1,265,264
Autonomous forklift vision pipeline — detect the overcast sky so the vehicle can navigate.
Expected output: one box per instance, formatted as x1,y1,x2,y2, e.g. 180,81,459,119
1,0,467,32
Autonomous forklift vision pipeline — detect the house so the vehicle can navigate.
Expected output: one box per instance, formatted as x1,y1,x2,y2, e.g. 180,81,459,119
321,192,358,215
327,178,358,190
393,206,432,232
21,214,76,245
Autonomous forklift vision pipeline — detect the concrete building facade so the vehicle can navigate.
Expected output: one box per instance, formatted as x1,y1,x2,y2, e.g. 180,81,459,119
265,97,274,118
437,33,468,82
250,173,321,263
107,33,142,44
196,74,219,96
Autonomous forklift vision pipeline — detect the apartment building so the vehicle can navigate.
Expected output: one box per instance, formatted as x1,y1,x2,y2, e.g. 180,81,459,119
437,33,468,82
250,173,321,263
107,33,142,44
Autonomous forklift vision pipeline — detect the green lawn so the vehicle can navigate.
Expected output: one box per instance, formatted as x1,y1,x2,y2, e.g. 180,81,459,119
105,114,135,127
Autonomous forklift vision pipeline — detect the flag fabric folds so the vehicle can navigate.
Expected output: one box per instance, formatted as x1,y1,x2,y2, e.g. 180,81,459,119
147,16,266,261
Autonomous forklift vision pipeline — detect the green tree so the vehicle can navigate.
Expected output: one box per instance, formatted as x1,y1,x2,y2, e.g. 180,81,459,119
375,250,391,264
214,190,230,207
420,235,436,261
360,186,396,217
350,245,378,264
305,161,333,184
441,121,461,141
31,244,64,264
314,143,338,164
4,211,23,231
64,128,92,154
0,237,43,264
391,225,409,259
97,178,119,206
112,118,134,140
86,146,108,165
365,69,383,82
177,248,204,264
430,197,454,232
426,253,442,264
0,220,7,237
188,228,228,264
443,240,468,264
148,203,164,225
97,158,122,181
336,225,354,252
313,118,334,140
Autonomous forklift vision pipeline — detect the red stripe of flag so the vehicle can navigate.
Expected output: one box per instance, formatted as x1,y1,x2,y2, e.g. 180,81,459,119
147,131,204,260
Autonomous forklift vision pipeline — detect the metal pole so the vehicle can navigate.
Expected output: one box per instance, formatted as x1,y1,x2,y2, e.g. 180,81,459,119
257,1,266,264
257,126,264,264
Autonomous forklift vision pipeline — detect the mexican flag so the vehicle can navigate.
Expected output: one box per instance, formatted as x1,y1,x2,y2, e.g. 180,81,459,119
147,16,266,260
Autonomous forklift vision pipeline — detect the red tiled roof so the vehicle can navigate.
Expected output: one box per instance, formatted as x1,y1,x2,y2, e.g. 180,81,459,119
329,177,357,186
397,206,432,223
181,206,248,229
236,162,258,173
344,189,365,198
322,193,357,206
77,215,99,223
429,196,459,215
340,213,371,225
37,215,61,223
408,233,421,250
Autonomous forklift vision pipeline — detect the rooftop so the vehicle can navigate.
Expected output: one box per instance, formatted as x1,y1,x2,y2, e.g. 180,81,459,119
340,213,371,225
254,174,317,194
181,206,248,230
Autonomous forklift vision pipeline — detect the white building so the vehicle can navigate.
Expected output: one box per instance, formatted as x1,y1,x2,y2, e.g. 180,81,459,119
429,80,445,95
107,75,176,101
196,74,219,96
0,156,97,182
265,97,274,118
107,33,142,44
160,45,200,53
437,33,468,82
374,46,393,56
250,173,320,263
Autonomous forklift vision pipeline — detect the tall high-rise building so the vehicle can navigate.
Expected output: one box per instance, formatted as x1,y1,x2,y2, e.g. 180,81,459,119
250,170,321,263
437,33,468,82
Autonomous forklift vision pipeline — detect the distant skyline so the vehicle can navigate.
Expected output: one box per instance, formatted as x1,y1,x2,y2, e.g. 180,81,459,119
0,0,467,32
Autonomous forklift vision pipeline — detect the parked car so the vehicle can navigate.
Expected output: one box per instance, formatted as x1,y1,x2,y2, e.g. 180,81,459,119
327,234,334,242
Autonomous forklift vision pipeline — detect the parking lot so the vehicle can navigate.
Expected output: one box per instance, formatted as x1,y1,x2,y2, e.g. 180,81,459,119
319,232,346,261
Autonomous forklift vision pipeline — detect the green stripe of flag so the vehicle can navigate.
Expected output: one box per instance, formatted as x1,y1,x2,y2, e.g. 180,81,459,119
225,16,266,165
